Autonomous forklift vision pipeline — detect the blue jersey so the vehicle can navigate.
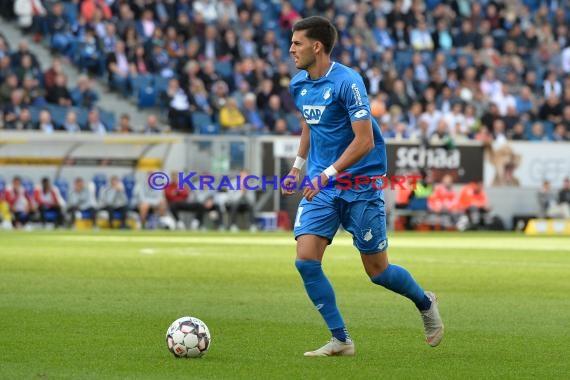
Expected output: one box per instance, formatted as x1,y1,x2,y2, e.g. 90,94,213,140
290,62,387,182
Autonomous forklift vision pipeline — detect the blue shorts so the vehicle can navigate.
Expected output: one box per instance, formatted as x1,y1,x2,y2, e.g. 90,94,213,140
293,185,388,254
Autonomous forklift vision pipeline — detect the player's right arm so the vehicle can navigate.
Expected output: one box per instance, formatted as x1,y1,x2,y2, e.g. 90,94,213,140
281,121,310,196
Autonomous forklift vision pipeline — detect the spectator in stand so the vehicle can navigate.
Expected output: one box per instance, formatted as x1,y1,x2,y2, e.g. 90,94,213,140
428,174,458,229
219,96,246,132
99,175,128,229
36,109,56,133
456,182,490,230
165,78,192,132
117,113,133,133
77,28,105,76
143,114,164,134
552,124,569,141
63,110,82,133
557,178,570,219
5,176,35,228
86,109,107,134
13,108,34,130
189,79,214,116
71,75,99,109
537,180,558,218
133,173,167,229
241,92,265,134
107,40,133,97
164,171,204,230
225,169,257,232
45,73,72,106
48,1,73,58
13,0,46,35
33,177,65,227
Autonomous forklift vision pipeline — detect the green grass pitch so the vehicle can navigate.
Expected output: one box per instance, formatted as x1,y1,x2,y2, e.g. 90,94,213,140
1,231,569,379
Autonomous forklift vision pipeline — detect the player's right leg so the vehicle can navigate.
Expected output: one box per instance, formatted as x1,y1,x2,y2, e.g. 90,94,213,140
296,235,355,356
294,193,354,356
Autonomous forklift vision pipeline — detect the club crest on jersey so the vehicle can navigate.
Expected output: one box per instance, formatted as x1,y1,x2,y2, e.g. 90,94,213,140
323,87,332,100
302,105,326,124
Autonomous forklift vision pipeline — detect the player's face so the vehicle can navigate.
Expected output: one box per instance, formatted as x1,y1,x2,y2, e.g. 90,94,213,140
290,30,316,70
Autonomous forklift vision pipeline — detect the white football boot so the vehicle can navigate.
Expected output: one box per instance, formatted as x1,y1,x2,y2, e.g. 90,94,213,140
420,291,444,347
304,337,355,357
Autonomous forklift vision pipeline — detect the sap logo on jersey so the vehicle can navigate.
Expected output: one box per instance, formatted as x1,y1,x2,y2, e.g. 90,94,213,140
302,105,326,124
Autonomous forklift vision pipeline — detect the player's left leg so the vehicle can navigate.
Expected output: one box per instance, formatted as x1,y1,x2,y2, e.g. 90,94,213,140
343,198,444,347
361,252,444,347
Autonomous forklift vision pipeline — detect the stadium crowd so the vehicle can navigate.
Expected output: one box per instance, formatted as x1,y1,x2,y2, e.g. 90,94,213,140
0,0,569,140
0,172,258,230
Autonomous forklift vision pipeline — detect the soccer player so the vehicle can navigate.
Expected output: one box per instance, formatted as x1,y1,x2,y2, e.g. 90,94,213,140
282,16,444,356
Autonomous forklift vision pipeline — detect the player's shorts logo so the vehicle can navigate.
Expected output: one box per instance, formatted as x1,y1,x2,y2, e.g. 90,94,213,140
302,105,326,124
363,228,373,241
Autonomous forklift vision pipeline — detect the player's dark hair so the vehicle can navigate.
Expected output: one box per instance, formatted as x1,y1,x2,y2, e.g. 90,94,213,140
292,16,337,54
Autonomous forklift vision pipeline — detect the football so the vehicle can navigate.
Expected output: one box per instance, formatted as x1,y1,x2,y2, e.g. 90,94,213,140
165,316,211,358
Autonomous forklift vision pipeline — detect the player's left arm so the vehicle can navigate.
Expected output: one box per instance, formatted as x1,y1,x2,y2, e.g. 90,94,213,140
328,119,374,174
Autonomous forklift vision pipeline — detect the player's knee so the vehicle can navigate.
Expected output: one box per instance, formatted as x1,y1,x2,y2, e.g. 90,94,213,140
295,259,321,278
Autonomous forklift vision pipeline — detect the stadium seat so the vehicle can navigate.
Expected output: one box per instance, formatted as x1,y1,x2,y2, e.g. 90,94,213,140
0,176,6,192
395,50,414,73
45,104,68,129
214,61,233,80
92,174,108,200
192,112,219,135
29,106,41,124
54,178,70,201
409,198,429,211
285,113,301,134
122,175,136,206
153,75,170,94
133,75,156,109
230,142,245,169
99,109,116,131
75,107,89,129
21,178,35,197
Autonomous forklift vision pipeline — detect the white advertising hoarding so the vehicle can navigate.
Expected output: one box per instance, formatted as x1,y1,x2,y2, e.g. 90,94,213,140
484,141,570,188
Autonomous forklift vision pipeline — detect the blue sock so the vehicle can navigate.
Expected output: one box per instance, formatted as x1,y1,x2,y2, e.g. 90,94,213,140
371,264,432,311
295,260,349,341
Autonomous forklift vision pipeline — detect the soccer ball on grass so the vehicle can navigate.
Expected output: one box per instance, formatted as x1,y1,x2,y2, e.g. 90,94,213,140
166,316,211,358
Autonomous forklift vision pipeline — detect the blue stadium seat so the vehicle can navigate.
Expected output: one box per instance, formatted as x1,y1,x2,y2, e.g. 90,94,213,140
409,198,428,211
54,178,69,201
230,142,245,169
192,112,219,135
92,174,107,200
29,106,41,124
75,107,89,129
122,175,136,206
99,109,116,131
153,75,170,94
132,75,156,108
21,178,35,197
285,113,301,134
395,50,414,74
215,61,233,79
45,104,68,129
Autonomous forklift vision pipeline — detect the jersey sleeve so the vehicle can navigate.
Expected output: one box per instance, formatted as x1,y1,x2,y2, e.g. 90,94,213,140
339,71,371,123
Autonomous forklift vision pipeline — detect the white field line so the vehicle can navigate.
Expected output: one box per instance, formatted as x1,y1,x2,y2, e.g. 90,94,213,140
41,235,570,252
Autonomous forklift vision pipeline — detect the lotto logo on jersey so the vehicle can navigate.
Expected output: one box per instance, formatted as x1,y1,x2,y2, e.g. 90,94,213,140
302,105,326,124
